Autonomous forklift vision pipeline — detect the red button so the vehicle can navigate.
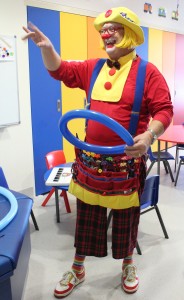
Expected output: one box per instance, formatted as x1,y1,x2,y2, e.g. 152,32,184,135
109,68,116,76
104,82,112,90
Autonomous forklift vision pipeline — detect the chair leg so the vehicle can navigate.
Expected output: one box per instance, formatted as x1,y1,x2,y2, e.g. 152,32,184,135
165,161,175,182
162,161,169,174
41,188,55,206
136,241,142,255
154,205,169,239
174,161,182,186
174,147,179,172
61,190,71,213
30,209,39,230
146,162,155,176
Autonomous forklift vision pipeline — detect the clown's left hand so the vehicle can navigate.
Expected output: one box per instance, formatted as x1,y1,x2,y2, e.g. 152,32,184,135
125,131,152,158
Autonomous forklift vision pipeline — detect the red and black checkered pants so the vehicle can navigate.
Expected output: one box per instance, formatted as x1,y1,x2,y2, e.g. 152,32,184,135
74,157,146,259
74,200,140,259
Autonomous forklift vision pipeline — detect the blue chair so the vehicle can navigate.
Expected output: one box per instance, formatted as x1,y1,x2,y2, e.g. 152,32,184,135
147,147,175,182
0,166,39,230
107,175,169,255
174,155,184,186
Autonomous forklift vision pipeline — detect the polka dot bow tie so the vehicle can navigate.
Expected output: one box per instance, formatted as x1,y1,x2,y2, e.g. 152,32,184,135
106,59,121,70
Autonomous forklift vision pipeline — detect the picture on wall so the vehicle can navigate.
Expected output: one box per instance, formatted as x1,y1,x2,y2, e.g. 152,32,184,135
172,0,179,20
144,3,152,14
0,35,15,61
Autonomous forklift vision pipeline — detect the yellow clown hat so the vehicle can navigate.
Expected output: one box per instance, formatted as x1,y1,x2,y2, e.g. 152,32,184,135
94,7,144,46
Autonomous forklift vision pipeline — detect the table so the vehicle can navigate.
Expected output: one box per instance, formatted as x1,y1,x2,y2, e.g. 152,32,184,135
44,162,72,223
0,191,32,300
157,125,184,174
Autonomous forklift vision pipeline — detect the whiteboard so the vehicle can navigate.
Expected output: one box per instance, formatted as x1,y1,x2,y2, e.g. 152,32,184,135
0,35,20,127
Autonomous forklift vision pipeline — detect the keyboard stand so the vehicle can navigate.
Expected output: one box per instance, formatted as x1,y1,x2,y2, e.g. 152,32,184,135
55,188,60,223
44,162,73,223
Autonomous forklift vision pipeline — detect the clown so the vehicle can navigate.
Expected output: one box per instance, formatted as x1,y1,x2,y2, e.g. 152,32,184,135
23,6,173,298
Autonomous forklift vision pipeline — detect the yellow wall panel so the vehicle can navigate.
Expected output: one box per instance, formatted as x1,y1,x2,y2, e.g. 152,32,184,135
162,32,176,101
162,31,176,148
87,17,108,59
148,28,163,72
60,12,87,161
60,12,87,60
148,28,170,152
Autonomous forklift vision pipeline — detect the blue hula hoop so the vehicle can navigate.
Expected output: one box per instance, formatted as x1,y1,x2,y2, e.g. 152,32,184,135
0,187,18,231
58,109,134,154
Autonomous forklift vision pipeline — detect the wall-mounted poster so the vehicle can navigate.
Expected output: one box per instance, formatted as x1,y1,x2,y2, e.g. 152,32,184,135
0,35,15,61
0,35,20,127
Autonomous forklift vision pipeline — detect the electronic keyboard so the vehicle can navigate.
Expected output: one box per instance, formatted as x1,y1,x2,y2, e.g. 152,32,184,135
45,167,72,186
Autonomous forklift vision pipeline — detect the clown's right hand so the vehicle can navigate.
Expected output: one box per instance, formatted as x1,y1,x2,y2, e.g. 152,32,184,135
22,22,52,49
22,22,62,70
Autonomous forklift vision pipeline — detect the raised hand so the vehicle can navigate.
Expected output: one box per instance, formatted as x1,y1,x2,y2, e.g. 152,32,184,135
22,21,61,70
22,22,52,49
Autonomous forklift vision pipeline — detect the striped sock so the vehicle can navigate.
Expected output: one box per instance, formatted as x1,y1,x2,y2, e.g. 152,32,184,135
72,253,86,274
122,255,133,270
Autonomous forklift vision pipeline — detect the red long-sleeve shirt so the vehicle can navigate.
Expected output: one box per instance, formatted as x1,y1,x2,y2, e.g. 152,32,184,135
48,56,173,146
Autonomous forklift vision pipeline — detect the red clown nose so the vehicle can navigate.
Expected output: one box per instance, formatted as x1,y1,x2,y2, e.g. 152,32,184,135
101,33,111,39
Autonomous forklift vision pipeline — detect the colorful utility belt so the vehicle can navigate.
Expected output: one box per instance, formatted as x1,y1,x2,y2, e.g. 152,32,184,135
77,149,141,178
68,148,142,208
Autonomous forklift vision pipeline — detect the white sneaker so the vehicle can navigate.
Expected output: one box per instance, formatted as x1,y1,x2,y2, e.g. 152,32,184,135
54,269,85,298
122,264,139,293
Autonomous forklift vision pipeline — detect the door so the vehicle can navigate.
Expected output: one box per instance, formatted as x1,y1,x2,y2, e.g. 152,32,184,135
27,7,62,195
60,12,87,161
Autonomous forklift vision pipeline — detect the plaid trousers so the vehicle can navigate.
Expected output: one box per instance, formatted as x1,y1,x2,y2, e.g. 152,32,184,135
74,157,146,259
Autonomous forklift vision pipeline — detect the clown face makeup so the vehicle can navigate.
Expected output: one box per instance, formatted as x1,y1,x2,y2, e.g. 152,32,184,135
100,22,124,55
